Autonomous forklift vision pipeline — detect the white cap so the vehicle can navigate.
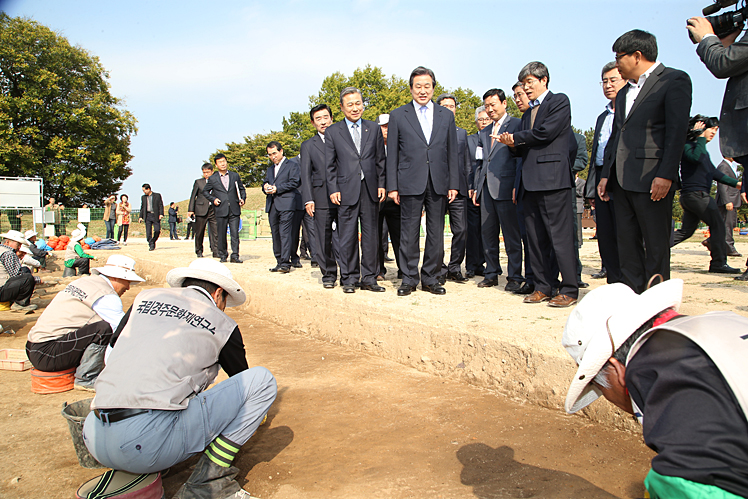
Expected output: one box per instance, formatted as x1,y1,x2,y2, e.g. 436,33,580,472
377,114,389,126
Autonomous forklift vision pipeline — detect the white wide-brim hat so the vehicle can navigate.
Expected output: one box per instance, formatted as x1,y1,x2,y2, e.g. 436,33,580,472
166,259,246,307
562,279,683,414
1,230,30,245
24,229,38,240
93,255,145,282
19,244,33,255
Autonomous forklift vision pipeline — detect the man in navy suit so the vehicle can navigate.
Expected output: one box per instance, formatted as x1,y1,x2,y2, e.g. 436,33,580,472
263,142,301,273
436,93,471,285
498,61,578,307
301,104,337,288
187,163,219,259
202,153,246,263
598,30,692,293
474,89,523,291
584,62,627,284
386,66,459,296
466,106,489,279
325,87,386,293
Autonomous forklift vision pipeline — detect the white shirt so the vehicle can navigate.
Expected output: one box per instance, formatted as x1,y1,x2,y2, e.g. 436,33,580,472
595,103,616,167
91,275,125,331
274,157,285,179
318,132,325,143
625,62,661,117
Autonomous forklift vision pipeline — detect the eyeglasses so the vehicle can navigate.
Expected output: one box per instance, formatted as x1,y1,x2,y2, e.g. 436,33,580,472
614,52,634,62
523,78,540,88
600,77,622,87
476,118,491,123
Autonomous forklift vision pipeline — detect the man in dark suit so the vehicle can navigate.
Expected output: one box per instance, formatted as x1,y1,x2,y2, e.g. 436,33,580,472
376,113,403,281
436,93,471,284
474,89,523,291
598,30,692,293
584,62,627,284
202,153,247,263
138,183,163,251
713,157,742,257
325,87,386,293
187,162,219,258
264,142,301,273
301,104,337,288
466,106,489,279
386,66,459,296
498,61,578,307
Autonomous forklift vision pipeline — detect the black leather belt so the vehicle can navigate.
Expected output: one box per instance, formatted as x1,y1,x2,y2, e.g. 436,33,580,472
94,408,148,424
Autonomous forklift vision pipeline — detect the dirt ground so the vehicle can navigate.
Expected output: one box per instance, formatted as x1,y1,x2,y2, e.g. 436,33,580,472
0,230,744,498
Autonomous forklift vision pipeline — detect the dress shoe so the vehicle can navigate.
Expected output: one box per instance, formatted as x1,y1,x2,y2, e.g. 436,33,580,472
728,251,743,257
397,284,416,296
149,246,155,251
702,239,712,252
421,283,446,295
578,281,589,289
591,269,607,279
734,270,748,281
465,270,475,278
220,258,228,263
437,275,446,285
504,280,522,293
230,257,243,264
292,261,303,268
384,255,394,262
514,282,535,295
196,252,203,258
477,278,498,288
548,294,578,308
269,266,280,272
278,265,291,274
523,290,550,303
709,263,741,274
343,285,355,293
311,261,319,268
360,283,386,292
446,271,468,283
323,282,335,289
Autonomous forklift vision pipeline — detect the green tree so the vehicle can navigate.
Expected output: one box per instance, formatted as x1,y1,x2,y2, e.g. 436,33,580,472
0,14,137,207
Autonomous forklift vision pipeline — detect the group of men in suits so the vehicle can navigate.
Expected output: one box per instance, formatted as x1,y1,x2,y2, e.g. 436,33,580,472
186,153,247,263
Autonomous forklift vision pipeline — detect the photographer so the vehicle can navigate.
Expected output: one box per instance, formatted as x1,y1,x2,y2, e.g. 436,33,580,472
687,14,748,169
672,115,741,274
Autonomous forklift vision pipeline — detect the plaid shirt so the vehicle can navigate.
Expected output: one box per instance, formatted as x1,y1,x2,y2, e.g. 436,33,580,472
0,243,41,284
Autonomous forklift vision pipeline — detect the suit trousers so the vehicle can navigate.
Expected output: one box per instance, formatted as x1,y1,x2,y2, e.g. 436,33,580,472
442,194,467,275
378,199,402,276
480,190,523,281
515,195,535,284
719,205,738,253
523,188,578,298
338,184,379,286
193,209,218,257
268,205,295,266
610,175,674,294
291,210,303,265
465,201,485,273
399,177,446,288
313,207,339,283
672,190,727,267
144,212,160,249
216,214,241,260
301,212,318,262
593,189,622,284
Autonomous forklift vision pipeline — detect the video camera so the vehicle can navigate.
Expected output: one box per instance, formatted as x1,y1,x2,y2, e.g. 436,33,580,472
689,0,747,42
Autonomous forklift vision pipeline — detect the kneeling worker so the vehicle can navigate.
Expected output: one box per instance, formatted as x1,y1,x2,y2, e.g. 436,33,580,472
26,255,143,389
83,259,277,499
562,279,748,498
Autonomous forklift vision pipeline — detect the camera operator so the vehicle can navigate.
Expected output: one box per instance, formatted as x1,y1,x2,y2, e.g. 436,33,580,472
687,14,748,169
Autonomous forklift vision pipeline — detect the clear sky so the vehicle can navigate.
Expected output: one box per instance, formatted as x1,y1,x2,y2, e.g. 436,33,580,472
2,0,731,204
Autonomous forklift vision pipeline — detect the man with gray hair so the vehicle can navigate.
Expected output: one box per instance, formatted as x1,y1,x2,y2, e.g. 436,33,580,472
498,61,578,307
325,87,386,293
436,93,471,284
465,106,490,278
562,279,748,498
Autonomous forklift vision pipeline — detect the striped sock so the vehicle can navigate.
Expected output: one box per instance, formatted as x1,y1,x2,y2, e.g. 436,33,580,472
205,435,241,468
